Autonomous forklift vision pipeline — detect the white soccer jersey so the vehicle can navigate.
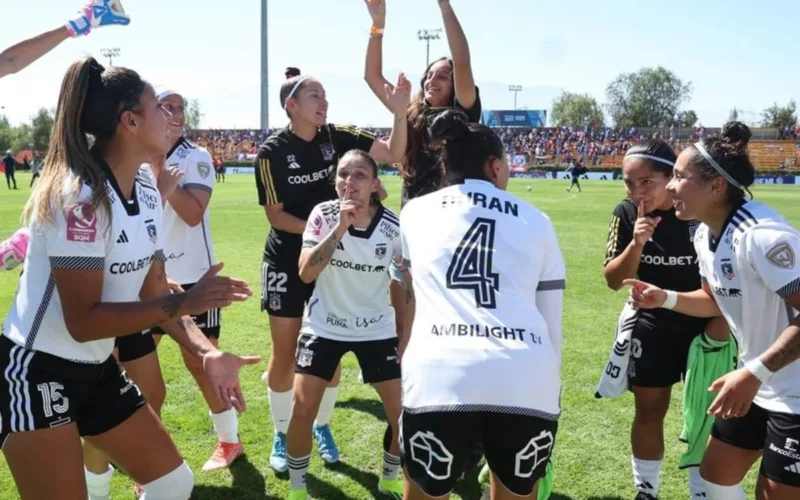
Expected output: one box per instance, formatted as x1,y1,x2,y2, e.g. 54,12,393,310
694,201,800,414
300,200,401,342
3,167,165,363
160,137,216,284
400,179,566,419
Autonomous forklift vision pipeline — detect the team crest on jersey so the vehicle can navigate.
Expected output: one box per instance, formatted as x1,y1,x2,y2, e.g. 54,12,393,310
147,222,157,243
375,243,387,260
721,261,735,280
197,162,211,179
767,242,796,269
297,347,314,367
320,143,335,162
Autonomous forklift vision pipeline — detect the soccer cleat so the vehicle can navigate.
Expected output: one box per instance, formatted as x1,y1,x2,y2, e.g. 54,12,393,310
312,424,340,464
270,432,289,472
287,488,308,500
378,478,403,499
202,441,244,472
478,463,490,485
66,0,131,38
635,493,658,500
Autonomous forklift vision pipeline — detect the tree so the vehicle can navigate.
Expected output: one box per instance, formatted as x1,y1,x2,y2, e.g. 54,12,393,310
10,124,32,154
760,100,797,129
30,107,55,151
550,92,605,129
0,115,12,153
676,110,698,128
605,67,693,128
728,107,739,122
184,99,203,130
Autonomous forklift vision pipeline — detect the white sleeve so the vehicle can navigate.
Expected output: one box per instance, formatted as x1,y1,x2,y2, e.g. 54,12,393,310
182,149,215,194
535,218,566,364
302,204,333,249
45,200,109,270
399,209,412,271
742,225,800,299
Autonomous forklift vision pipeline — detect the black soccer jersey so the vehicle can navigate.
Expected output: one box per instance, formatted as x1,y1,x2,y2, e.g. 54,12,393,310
402,89,482,204
255,124,375,262
604,198,706,330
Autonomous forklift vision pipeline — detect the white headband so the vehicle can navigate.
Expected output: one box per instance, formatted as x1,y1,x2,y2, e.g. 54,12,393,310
624,153,675,167
284,76,311,108
694,141,749,198
156,88,180,102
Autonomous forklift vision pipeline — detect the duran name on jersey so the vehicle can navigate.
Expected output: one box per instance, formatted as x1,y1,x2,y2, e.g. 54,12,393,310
300,200,401,342
695,200,800,414
3,165,165,363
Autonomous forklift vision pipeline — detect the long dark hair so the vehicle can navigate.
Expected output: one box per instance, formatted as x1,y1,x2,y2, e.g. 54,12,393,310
428,109,504,186
687,121,755,204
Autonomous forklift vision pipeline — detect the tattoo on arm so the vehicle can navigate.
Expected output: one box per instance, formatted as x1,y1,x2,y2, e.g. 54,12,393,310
762,324,800,372
405,287,413,304
307,232,342,268
162,293,187,318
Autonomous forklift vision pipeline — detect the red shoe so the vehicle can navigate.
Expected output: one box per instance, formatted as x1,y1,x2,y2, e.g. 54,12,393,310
201,441,244,471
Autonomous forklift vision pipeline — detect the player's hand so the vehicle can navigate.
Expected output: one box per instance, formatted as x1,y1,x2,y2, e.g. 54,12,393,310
158,165,184,200
336,185,363,231
385,73,411,117
623,279,667,310
202,350,261,412
707,367,761,420
364,0,386,29
66,0,131,38
632,200,661,248
183,262,252,315
166,278,184,294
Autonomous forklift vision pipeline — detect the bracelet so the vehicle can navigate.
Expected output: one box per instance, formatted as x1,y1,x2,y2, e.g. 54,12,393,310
662,290,678,310
745,358,774,384
370,26,385,35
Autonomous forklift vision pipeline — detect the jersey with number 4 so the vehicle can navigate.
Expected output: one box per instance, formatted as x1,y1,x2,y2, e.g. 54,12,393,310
3,165,165,363
695,200,800,414
400,179,565,419
300,200,401,342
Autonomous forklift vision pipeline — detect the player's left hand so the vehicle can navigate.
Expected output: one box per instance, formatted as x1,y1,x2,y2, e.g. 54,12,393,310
385,73,411,117
166,278,184,294
707,367,761,419
67,0,131,38
202,350,262,413
158,165,184,200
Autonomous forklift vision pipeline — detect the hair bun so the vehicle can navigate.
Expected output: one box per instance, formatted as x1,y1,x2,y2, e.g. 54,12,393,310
720,121,751,154
428,109,470,144
285,67,301,79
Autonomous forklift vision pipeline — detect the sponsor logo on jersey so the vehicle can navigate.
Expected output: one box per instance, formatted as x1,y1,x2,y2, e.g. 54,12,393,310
174,146,191,160
329,259,384,273
375,243,387,260
379,221,399,240
767,242,796,269
167,252,186,261
147,222,157,243
326,312,350,329
197,162,211,179
769,441,800,461
320,143,335,162
287,168,329,185
640,255,696,266
297,347,314,367
138,188,158,210
713,286,741,298
721,260,735,280
110,254,159,275
286,154,301,170
66,202,97,242
430,323,539,343
355,314,384,329
724,227,734,246
311,214,323,236
116,230,129,244
515,430,554,479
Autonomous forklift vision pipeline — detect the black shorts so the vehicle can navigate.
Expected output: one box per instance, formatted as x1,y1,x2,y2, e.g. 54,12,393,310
711,403,800,487
150,282,221,339
0,336,145,448
400,409,557,497
115,330,156,363
261,259,314,318
295,332,400,384
628,321,705,388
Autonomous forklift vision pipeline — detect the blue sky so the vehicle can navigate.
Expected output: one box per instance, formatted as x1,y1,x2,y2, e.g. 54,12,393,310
0,0,797,129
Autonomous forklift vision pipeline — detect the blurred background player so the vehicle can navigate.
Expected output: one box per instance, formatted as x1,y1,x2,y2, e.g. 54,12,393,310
254,70,409,473
2,150,17,189
0,0,130,80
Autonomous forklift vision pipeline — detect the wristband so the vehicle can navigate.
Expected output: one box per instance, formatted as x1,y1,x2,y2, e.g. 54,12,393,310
370,26,385,35
745,358,774,384
661,290,678,310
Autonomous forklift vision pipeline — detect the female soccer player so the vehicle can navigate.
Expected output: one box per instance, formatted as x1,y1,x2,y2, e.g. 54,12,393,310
364,0,481,205
626,122,800,500
399,109,565,500
0,57,258,500
285,150,404,500
255,71,410,473
602,140,729,500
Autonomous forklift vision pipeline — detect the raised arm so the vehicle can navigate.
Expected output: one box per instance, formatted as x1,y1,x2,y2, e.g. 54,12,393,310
363,0,394,111
0,27,69,79
367,74,411,164
438,0,477,110
603,201,658,290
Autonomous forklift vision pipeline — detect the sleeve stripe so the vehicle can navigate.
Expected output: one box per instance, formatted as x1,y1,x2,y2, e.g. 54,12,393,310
153,250,166,262
49,256,104,270
537,279,566,292
183,183,212,193
402,258,411,269
777,277,800,299
604,216,620,265
302,239,318,248
259,158,278,205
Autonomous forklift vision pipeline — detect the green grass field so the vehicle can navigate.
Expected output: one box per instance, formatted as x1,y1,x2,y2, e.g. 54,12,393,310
0,173,798,500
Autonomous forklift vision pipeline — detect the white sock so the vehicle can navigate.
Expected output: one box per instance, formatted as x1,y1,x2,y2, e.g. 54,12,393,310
314,386,339,427
210,408,239,444
382,451,401,481
689,467,706,498
631,457,661,497
287,453,310,490
703,479,745,500
85,465,114,499
269,388,293,434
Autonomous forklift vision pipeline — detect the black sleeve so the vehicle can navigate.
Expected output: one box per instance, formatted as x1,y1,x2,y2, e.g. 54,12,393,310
603,201,634,266
457,86,482,123
331,124,376,154
254,142,289,206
